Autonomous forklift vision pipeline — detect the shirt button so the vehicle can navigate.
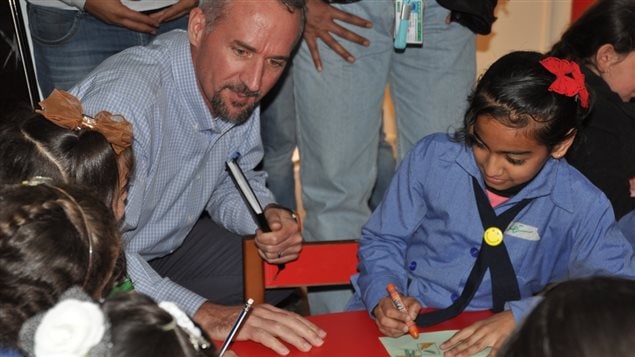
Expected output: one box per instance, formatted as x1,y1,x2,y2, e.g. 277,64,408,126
451,293,459,302
470,247,479,258
408,261,417,271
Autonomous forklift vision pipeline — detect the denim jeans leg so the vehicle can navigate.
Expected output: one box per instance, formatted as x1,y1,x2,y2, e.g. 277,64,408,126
260,68,298,210
27,3,188,96
294,2,391,244
293,2,395,314
389,0,476,160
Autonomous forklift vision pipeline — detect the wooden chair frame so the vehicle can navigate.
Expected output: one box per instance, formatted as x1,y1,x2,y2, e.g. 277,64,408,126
243,238,359,304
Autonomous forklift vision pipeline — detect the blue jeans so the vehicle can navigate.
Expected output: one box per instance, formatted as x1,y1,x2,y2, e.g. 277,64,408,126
27,3,188,96
260,66,397,212
261,68,298,210
293,0,475,313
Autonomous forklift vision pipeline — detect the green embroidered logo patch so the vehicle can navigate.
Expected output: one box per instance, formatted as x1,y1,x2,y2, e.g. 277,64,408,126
505,222,540,241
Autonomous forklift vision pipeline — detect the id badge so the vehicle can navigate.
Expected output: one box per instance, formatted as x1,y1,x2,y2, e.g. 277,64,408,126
393,0,424,49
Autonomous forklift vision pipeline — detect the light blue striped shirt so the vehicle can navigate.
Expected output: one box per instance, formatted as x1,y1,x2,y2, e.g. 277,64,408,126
71,30,275,315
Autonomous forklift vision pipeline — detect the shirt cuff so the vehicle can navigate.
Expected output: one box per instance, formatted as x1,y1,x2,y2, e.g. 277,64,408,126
506,295,543,323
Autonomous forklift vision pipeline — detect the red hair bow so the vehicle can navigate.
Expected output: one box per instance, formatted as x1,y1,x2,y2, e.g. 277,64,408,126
539,57,589,109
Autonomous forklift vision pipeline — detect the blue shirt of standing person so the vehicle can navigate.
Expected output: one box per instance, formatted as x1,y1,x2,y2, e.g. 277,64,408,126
347,51,635,356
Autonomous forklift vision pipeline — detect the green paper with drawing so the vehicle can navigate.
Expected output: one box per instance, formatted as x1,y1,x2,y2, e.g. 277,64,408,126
380,330,491,357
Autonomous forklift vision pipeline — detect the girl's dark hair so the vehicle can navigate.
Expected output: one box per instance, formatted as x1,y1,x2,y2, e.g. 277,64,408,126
454,51,590,150
500,276,635,357
0,111,132,211
549,0,635,65
0,183,121,347
102,292,217,357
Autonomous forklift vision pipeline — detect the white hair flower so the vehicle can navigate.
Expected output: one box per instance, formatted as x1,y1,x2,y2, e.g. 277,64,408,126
159,301,210,351
34,299,105,357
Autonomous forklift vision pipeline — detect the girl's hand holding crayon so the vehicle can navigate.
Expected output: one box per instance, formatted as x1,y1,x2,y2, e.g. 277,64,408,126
373,294,421,338
440,310,515,357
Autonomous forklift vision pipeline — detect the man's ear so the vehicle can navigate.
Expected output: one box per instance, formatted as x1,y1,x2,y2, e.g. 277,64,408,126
551,130,576,159
188,7,206,47
594,44,619,74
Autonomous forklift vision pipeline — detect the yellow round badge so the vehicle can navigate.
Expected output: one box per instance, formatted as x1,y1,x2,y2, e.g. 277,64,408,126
484,227,503,246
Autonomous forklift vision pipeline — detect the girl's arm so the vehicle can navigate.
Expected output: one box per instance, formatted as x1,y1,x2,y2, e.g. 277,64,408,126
355,139,431,315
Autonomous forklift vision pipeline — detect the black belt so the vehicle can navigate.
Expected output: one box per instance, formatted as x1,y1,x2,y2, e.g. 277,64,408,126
415,177,531,327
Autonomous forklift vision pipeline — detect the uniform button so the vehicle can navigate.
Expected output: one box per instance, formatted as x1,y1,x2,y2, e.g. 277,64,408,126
470,247,479,258
451,293,459,302
408,261,417,271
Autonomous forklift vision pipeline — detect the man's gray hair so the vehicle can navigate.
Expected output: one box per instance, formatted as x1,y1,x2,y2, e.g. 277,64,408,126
199,0,306,34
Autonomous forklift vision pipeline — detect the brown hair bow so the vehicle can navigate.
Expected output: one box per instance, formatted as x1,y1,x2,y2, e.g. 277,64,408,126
36,89,133,155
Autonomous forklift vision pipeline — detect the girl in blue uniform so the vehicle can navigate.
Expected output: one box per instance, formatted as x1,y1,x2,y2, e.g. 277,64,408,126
347,51,635,356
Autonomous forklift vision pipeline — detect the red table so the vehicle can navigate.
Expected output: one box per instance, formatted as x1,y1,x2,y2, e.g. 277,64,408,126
229,309,494,356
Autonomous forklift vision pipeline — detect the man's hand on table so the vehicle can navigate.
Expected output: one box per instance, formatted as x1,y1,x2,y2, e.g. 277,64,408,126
373,295,421,337
194,301,326,355
255,205,303,264
303,0,372,71
441,310,515,357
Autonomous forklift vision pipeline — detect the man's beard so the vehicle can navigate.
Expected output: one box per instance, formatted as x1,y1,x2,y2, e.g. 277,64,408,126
211,83,259,125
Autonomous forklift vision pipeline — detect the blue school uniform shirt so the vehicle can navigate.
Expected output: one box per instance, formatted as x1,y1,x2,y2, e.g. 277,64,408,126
71,30,275,315
347,133,635,321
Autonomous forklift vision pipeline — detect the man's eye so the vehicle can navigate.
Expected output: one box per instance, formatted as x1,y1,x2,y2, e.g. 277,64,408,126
507,157,525,165
269,59,286,68
233,48,248,57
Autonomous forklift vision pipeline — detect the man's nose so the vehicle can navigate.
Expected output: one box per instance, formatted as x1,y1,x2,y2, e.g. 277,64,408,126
240,60,264,93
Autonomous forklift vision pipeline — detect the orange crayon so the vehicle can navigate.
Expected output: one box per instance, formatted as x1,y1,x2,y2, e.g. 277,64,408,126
386,283,419,339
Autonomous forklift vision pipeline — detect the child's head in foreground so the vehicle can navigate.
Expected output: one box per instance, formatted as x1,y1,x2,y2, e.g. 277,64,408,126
500,276,635,357
103,292,216,357
16,288,216,357
0,182,122,348
455,51,590,191
0,90,133,220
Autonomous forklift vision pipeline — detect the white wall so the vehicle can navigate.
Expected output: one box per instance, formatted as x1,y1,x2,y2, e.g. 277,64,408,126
383,1,575,154
476,0,573,75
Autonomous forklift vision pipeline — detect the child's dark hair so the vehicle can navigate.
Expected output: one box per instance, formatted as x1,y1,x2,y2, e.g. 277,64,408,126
0,183,122,348
102,292,217,357
500,276,635,357
0,110,133,213
454,51,591,151
549,0,635,65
